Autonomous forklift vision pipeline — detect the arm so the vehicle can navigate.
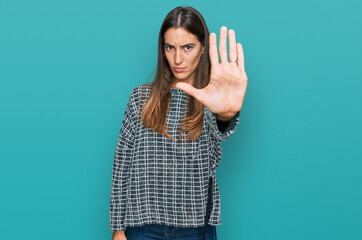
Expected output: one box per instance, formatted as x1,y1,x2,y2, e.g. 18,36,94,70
110,89,137,232
204,106,240,141
174,26,248,133
216,119,230,133
112,231,127,240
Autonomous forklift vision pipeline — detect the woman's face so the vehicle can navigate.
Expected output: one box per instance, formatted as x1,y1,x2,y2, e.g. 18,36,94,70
163,27,204,86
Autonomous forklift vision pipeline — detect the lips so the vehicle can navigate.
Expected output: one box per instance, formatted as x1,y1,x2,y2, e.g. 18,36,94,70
174,67,186,72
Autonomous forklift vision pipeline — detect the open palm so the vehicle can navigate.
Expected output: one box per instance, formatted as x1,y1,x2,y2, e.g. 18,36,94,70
175,26,248,121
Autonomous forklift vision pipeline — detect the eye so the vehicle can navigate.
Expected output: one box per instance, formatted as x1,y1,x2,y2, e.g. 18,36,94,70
184,45,193,51
165,45,173,51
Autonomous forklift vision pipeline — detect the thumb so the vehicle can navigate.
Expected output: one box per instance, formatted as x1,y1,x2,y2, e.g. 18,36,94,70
175,82,205,104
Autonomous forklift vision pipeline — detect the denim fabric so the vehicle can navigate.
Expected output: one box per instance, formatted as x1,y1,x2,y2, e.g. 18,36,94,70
125,223,217,240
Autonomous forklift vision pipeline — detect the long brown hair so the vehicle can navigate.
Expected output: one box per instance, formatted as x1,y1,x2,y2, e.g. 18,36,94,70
140,6,211,143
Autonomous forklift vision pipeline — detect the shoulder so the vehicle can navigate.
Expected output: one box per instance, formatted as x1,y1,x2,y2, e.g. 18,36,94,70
127,82,153,112
129,82,152,99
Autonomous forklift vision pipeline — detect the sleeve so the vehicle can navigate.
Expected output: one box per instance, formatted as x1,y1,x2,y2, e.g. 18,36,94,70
216,119,230,133
204,106,240,141
109,89,137,232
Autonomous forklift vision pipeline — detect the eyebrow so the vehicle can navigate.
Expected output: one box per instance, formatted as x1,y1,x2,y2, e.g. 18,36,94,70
164,43,196,47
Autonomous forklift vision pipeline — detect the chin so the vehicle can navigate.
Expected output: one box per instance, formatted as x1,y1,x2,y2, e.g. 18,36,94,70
173,74,189,79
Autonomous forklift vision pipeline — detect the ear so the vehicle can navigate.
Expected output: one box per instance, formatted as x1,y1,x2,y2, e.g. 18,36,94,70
201,45,204,55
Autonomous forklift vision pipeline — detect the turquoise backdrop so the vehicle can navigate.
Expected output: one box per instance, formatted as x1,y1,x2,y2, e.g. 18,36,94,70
1,0,361,239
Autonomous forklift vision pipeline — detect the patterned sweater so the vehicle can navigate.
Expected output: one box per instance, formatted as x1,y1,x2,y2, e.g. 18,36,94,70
110,83,240,231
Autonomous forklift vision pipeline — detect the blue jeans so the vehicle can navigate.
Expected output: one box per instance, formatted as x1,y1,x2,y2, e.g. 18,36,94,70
125,223,217,240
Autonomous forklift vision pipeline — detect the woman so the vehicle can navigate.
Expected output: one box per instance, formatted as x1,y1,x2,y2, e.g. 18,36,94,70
110,6,247,240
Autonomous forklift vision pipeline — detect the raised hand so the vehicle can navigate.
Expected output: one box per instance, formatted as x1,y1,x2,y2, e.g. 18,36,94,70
175,26,248,121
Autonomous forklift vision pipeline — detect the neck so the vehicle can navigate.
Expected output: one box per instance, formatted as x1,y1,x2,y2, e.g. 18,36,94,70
171,78,194,88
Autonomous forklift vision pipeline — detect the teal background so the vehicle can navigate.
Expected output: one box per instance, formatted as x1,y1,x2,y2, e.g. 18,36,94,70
0,0,361,239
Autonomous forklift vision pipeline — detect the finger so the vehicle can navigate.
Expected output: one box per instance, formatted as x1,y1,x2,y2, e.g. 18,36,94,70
219,26,228,63
174,82,205,104
228,29,237,63
209,33,218,66
236,42,245,72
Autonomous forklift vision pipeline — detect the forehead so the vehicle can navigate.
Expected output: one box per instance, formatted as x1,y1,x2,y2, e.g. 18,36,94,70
164,27,199,45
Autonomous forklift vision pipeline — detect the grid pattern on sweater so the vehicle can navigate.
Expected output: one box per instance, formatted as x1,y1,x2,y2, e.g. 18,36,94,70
110,83,240,231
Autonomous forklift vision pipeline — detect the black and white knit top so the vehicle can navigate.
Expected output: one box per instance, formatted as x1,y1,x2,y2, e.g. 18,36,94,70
110,82,240,231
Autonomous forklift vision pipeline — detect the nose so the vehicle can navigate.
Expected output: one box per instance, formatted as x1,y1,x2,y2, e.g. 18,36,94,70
174,49,183,65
